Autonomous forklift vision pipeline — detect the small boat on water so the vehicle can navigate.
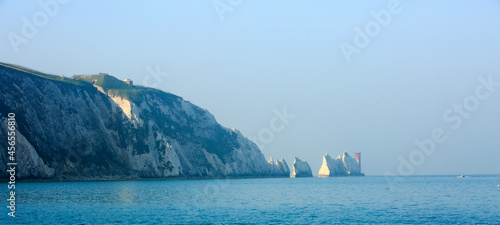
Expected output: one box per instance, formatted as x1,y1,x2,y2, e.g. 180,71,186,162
458,173,466,178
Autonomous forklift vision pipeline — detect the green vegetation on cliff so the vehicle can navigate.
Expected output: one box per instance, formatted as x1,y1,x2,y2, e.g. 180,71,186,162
0,62,169,104
0,62,87,86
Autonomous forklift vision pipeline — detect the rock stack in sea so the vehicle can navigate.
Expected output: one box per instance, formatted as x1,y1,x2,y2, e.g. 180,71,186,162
318,152,363,177
267,157,290,177
291,156,313,178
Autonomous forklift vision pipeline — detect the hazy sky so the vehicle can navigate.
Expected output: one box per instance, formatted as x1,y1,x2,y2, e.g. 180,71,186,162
2,0,500,176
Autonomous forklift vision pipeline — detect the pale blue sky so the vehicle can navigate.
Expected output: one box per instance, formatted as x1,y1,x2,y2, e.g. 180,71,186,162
1,0,500,175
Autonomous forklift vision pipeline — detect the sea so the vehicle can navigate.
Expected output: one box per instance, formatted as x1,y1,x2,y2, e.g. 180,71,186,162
2,175,500,224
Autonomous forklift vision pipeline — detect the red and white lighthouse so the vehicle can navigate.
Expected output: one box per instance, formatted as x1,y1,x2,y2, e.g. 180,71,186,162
354,152,361,171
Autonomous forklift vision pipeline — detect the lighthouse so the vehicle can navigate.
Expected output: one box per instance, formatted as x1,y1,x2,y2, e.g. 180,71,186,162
354,152,361,171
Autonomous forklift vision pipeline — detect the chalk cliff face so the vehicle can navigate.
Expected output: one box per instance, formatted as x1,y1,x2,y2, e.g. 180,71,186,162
318,152,363,177
291,156,313,178
0,63,289,180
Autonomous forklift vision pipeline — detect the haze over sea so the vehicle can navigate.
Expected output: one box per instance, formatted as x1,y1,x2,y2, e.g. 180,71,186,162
3,175,499,224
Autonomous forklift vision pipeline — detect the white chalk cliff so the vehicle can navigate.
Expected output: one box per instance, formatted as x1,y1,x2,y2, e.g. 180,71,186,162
318,152,363,177
0,63,290,180
291,156,313,178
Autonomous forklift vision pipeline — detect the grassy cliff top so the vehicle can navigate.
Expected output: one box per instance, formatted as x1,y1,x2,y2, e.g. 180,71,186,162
0,62,178,103
72,74,135,90
0,62,87,86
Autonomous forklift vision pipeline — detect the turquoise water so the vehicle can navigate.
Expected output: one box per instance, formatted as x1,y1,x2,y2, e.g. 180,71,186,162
3,175,500,224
